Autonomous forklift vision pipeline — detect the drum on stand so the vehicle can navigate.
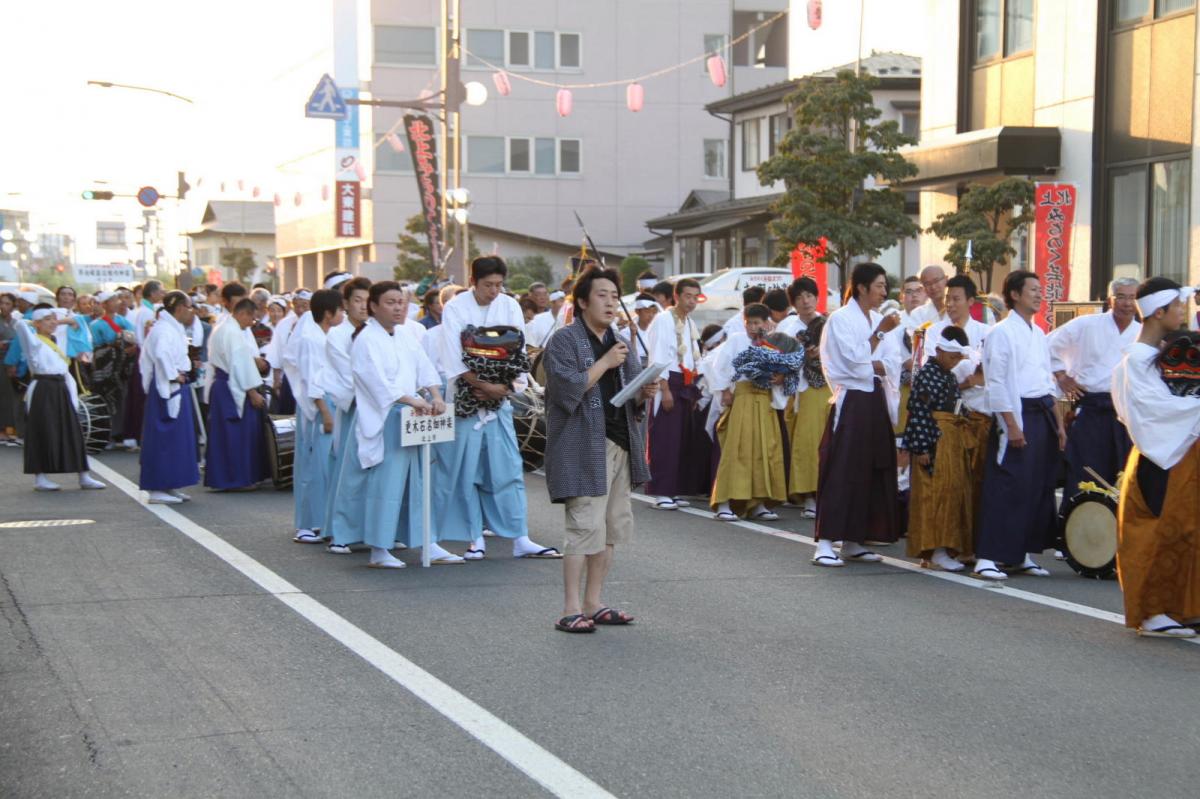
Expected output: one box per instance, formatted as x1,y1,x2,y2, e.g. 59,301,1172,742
510,388,547,472
1057,490,1118,579
529,348,548,387
264,415,296,489
76,393,112,454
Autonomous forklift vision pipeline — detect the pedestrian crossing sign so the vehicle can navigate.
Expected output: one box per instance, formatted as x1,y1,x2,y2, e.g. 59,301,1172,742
305,74,348,120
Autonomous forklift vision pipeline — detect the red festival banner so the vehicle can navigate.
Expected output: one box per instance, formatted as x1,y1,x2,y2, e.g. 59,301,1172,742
404,114,445,269
790,237,829,313
1032,183,1076,331
334,180,360,238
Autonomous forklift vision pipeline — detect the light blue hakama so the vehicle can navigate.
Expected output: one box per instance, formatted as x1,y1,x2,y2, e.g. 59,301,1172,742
293,394,334,532
332,404,423,549
321,403,356,542
432,402,528,541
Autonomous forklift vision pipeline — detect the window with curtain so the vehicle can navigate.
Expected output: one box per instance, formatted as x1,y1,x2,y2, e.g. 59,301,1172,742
704,139,726,179
768,113,791,156
1151,159,1191,284
975,0,1002,60
534,138,556,174
1005,0,1034,53
534,32,555,69
741,118,761,171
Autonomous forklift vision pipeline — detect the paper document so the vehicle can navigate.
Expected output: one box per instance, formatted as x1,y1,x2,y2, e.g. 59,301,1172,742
611,362,669,407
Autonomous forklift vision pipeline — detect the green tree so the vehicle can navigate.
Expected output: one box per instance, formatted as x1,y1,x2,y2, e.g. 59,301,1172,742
220,247,258,285
395,214,478,283
927,177,1035,291
757,70,919,288
507,273,534,293
619,255,650,294
507,255,554,286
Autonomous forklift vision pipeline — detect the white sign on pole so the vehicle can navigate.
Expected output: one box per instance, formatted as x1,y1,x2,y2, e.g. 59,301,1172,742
400,403,456,567
75,264,135,285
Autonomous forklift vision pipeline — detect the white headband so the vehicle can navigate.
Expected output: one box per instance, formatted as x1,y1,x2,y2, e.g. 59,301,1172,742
19,291,38,304
95,291,114,303
268,296,288,309
637,278,656,289
935,338,971,356
294,289,313,301
549,290,566,301
1136,288,1193,318
30,308,54,321
633,298,658,310
324,273,352,290
704,328,727,347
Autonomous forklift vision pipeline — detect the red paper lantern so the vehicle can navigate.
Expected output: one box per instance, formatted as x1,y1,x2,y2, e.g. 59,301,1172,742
273,193,281,207
626,83,644,112
237,179,245,191
293,192,302,206
386,133,405,153
556,88,573,117
706,55,727,88
252,186,261,198
354,161,367,181
492,70,512,96
807,0,823,30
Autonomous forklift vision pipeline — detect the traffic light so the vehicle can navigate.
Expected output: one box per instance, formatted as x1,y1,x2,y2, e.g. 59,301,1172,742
82,190,115,200
177,171,190,200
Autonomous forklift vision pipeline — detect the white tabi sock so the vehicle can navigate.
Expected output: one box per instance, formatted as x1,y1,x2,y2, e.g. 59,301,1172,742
369,547,405,568
716,502,733,515
840,541,869,557
34,474,61,491
428,541,456,560
79,472,105,490
930,548,964,571
815,540,837,559
471,535,486,551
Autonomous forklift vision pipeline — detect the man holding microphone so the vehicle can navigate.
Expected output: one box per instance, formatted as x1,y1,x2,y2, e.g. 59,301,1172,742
543,266,657,633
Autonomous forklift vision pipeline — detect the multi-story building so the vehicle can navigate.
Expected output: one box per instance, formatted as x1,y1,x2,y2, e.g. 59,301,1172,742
274,0,790,289
905,0,1196,297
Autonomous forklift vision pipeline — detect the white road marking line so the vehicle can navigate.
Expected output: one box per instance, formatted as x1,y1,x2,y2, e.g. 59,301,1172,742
88,460,615,798
630,493,1200,645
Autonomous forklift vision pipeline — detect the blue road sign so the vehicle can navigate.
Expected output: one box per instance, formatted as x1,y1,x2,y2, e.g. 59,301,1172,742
306,74,348,120
136,186,160,208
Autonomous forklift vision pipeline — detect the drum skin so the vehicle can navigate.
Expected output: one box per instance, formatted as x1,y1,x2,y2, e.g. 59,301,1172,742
76,394,112,454
509,389,547,472
1056,491,1118,579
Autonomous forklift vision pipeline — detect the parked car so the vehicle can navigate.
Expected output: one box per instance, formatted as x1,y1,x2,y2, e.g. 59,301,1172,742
693,268,794,312
0,282,56,303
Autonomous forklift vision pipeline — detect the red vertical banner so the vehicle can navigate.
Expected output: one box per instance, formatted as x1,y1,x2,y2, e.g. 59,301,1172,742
790,237,829,313
335,180,360,238
404,114,445,268
1033,183,1076,331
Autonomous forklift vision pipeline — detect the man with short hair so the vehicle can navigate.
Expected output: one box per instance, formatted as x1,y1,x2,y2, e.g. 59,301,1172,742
204,298,268,491
910,265,948,326
777,277,829,517
762,287,793,327
1111,278,1200,637
420,287,442,329
645,278,710,510
650,281,674,310
973,271,1065,581
544,266,654,632
900,276,926,331
721,285,767,339
1048,277,1141,513
528,282,550,314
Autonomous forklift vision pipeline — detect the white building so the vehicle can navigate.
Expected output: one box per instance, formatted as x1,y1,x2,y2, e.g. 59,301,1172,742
274,0,791,289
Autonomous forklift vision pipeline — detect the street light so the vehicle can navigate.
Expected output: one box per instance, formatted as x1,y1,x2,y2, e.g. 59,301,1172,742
86,80,195,105
464,81,488,107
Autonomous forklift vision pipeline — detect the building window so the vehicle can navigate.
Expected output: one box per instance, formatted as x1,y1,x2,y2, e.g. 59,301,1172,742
535,31,555,69
466,29,504,67
703,34,728,73
558,33,581,69
467,136,505,174
535,137,556,174
96,222,125,248
900,110,921,141
375,138,412,172
768,112,791,156
1115,0,1194,23
704,139,727,179
508,31,531,67
1107,158,1191,284
559,139,581,173
974,0,1032,61
375,26,437,65
508,138,531,172
741,118,761,171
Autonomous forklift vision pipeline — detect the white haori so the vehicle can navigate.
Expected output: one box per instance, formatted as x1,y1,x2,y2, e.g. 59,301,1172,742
982,311,1056,462
266,311,297,370
1112,341,1200,470
819,303,900,429
206,318,260,416
140,312,191,419
353,318,441,469
295,317,331,423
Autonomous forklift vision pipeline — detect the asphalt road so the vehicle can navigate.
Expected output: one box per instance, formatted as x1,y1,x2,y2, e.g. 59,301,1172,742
2,447,1199,799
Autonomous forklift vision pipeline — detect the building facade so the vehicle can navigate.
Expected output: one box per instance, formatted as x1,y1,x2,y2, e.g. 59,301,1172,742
274,0,790,289
907,0,1196,298
187,201,277,286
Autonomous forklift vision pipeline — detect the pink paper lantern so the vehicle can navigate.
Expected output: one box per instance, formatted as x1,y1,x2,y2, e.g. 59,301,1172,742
293,192,302,207
386,133,405,153
626,83,644,112
252,186,261,198
196,177,204,187
556,88,573,117
273,193,281,207
354,161,367,181
237,179,245,191
219,181,226,193
707,56,727,88
493,70,512,96
321,184,330,201
807,0,823,30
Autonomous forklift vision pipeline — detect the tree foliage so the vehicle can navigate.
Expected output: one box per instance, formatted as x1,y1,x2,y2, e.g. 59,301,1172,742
507,255,554,287
927,177,1035,290
395,214,478,283
220,247,258,285
757,70,918,287
619,256,650,294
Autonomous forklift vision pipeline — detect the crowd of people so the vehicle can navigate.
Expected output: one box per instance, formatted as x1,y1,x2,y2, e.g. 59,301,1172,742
4,255,1199,639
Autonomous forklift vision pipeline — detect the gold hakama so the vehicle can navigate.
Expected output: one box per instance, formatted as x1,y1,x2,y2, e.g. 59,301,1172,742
1117,443,1200,628
711,382,787,515
785,384,832,500
894,383,911,435
906,410,992,558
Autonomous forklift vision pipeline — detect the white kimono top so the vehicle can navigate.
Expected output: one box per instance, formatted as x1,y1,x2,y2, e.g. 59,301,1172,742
437,290,525,382
140,312,191,419
525,311,555,349
645,308,699,376
14,319,74,411
207,318,260,416
1048,311,1141,394
1112,341,1200,470
819,302,901,428
294,319,330,423
353,317,441,469
322,319,357,413
925,317,991,414
266,312,297,371
982,311,1055,461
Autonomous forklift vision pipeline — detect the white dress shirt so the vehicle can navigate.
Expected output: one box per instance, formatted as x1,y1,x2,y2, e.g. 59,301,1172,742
1047,311,1141,394
1112,341,1200,470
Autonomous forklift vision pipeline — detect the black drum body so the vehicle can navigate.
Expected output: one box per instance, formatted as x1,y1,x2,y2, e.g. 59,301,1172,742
264,415,296,489
76,393,112,454
1057,491,1118,579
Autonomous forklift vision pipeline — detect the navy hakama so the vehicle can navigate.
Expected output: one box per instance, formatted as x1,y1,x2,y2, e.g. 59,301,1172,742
976,395,1060,564
432,402,528,540
139,377,199,491
293,395,334,532
203,368,267,490
121,361,147,443
1061,391,1130,510
270,372,297,415
814,381,899,544
647,371,712,497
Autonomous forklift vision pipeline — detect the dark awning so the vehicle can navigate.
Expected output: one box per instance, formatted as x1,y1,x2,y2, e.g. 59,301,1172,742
895,126,1061,189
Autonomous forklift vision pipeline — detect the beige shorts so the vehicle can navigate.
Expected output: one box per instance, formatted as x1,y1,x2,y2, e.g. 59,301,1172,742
563,440,635,556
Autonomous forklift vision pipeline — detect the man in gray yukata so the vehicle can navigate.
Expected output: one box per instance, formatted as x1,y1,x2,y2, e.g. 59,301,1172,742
543,266,657,633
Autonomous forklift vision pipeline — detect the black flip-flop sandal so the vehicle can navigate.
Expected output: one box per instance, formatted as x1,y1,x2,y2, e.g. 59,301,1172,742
590,607,635,625
812,554,844,567
555,614,596,633
973,567,1007,580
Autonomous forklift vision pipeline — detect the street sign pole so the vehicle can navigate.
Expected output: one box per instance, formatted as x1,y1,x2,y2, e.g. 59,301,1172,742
400,403,455,568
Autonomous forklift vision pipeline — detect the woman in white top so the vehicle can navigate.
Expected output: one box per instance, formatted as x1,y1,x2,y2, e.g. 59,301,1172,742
15,306,105,492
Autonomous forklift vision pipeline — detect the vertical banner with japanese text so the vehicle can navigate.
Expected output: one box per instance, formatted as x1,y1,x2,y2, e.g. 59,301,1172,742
335,181,360,238
404,114,445,269
1033,183,1077,331
790,238,829,313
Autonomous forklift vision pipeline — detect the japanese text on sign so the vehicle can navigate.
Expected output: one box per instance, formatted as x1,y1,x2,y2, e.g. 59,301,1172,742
400,403,456,446
1033,183,1077,331
790,238,829,313
335,181,360,238
404,114,445,268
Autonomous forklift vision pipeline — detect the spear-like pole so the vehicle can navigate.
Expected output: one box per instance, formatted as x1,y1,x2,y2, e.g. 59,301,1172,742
572,210,648,359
